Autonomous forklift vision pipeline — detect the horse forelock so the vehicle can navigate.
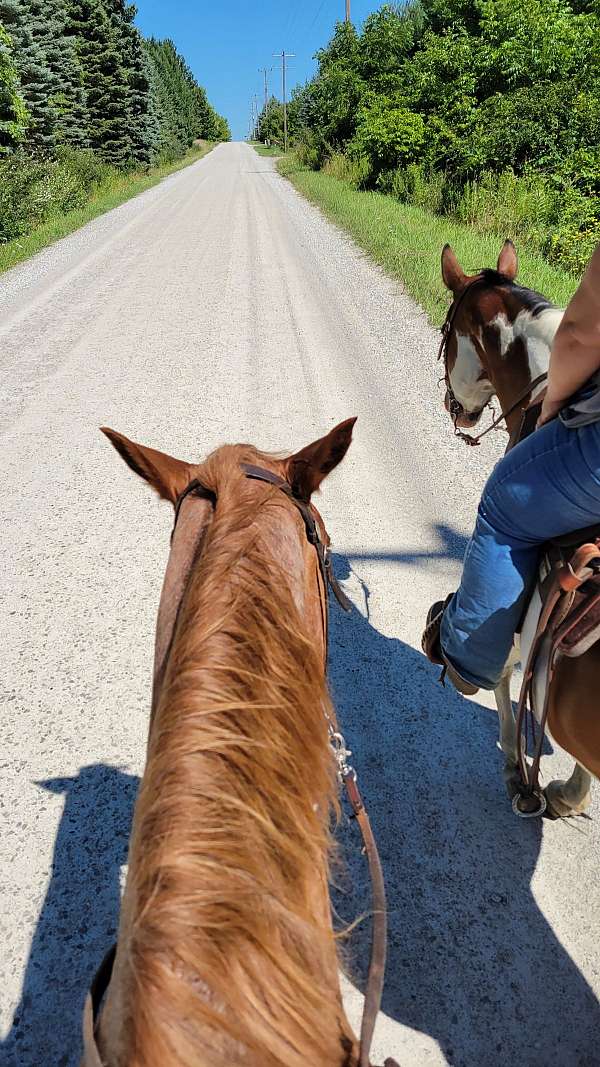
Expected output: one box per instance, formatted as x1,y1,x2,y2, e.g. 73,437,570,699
115,443,351,1067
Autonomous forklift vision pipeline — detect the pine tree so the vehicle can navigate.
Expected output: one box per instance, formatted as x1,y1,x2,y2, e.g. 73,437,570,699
105,0,154,164
145,37,186,159
141,44,162,162
0,22,28,151
68,0,131,165
144,37,229,160
0,0,56,151
38,0,88,148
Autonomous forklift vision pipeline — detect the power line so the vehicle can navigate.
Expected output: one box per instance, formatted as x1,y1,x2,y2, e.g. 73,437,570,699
306,0,329,37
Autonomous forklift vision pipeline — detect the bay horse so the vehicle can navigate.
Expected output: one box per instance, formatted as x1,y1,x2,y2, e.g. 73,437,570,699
84,420,396,1067
437,240,600,819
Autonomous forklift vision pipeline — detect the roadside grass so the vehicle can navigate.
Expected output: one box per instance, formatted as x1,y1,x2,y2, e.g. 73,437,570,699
249,141,281,157
278,155,579,323
0,143,216,276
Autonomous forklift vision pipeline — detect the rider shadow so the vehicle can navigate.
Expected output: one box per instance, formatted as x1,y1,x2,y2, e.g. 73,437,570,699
348,522,470,569
329,553,598,1067
1,764,139,1067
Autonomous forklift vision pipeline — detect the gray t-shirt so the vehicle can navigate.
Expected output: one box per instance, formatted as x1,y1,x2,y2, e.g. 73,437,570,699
560,369,600,428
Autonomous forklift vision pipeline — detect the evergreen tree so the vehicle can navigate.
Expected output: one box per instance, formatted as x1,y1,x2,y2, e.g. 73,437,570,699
0,0,56,151
145,37,229,159
68,0,131,164
40,0,88,148
0,22,28,151
105,0,155,163
1,2,228,165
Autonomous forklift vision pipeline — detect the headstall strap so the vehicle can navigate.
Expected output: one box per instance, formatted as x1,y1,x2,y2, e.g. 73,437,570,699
240,462,353,612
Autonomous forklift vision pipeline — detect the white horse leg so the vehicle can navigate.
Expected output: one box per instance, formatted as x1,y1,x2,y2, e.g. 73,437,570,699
545,763,592,819
494,667,522,798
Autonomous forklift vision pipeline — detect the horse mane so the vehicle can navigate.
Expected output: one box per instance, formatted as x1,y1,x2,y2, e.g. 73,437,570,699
122,445,348,1067
477,268,554,317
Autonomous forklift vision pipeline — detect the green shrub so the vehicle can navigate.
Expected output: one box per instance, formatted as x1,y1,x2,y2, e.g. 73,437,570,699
452,169,557,241
321,152,599,277
322,152,371,188
377,162,448,213
0,149,121,242
547,222,600,274
349,102,425,176
294,129,329,170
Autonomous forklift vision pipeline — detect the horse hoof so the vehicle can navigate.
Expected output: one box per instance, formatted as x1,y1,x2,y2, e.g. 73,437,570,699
544,780,592,819
512,791,547,818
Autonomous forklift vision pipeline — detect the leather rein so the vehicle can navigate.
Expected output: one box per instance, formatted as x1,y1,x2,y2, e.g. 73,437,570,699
82,463,393,1067
438,275,548,446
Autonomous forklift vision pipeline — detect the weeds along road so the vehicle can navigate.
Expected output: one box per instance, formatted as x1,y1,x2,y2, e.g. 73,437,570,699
1,141,598,1067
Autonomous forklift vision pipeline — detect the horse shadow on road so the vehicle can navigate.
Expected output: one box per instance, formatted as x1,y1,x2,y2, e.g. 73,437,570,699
329,551,599,1067
1,764,139,1067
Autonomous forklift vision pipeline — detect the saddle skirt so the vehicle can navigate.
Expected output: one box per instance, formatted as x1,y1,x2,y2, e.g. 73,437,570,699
519,527,600,721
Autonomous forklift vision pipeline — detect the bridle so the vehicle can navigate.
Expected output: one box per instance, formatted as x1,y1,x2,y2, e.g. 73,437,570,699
438,275,547,446
82,463,396,1067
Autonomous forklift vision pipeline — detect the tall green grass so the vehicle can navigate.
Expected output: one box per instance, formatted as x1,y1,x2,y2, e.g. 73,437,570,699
278,154,579,323
0,143,215,275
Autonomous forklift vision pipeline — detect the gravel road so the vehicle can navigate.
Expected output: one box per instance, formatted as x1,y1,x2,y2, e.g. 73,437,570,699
1,141,599,1067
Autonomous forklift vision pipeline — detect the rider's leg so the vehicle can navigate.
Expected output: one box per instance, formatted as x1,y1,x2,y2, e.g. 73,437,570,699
439,417,600,690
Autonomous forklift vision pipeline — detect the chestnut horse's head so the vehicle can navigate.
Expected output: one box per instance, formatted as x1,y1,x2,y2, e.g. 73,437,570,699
89,420,364,1067
439,240,563,438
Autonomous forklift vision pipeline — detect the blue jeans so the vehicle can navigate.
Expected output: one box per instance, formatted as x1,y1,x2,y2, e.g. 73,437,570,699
441,417,600,689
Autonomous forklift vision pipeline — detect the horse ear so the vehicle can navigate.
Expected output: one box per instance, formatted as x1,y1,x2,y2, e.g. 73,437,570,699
286,418,356,501
441,244,467,293
497,239,518,280
101,428,192,504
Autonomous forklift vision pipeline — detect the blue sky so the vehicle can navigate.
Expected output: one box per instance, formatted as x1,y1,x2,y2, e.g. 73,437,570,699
134,0,383,141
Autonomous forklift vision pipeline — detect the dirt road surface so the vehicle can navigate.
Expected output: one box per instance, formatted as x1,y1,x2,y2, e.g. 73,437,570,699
1,142,598,1067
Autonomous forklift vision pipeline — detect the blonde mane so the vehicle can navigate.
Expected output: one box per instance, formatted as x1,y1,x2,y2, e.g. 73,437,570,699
120,446,350,1067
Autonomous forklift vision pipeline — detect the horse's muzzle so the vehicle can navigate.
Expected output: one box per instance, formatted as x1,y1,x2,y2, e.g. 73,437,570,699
444,390,483,428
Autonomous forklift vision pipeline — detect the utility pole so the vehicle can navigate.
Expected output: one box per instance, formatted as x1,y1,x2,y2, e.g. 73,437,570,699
253,95,259,140
273,51,295,153
259,66,270,114
249,97,257,141
258,67,270,144
345,0,350,22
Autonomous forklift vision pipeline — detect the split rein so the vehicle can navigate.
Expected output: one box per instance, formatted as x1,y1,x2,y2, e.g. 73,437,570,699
82,463,394,1067
438,275,548,446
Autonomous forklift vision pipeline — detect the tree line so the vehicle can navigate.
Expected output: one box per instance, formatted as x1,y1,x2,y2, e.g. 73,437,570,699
257,0,599,274
0,0,229,166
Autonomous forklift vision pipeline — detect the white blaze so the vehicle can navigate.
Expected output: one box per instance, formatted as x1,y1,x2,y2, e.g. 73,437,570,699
450,332,494,412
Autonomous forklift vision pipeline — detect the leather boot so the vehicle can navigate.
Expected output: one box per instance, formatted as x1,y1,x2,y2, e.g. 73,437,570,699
422,595,479,696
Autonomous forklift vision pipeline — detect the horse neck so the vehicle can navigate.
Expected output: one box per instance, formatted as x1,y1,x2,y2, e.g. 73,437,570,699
487,305,564,433
101,491,351,1067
